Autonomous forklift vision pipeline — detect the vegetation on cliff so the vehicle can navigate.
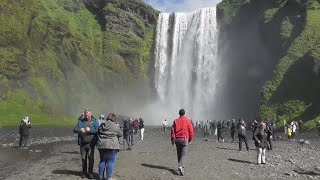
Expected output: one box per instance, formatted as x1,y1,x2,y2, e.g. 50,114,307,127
217,0,320,129
0,0,158,126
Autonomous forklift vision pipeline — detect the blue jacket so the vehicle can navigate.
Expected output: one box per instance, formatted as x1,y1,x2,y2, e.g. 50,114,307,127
74,116,99,145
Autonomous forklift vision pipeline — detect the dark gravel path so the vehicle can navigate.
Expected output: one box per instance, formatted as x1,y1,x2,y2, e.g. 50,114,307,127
1,127,320,179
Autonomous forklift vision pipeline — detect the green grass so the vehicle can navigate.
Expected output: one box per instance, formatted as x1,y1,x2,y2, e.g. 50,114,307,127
0,0,158,126
0,90,75,127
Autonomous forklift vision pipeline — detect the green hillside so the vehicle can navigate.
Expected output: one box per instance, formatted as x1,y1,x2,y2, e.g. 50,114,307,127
0,0,158,126
217,0,320,129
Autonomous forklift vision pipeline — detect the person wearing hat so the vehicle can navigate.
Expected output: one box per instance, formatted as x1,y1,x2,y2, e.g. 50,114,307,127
19,116,31,148
171,109,194,176
98,115,105,126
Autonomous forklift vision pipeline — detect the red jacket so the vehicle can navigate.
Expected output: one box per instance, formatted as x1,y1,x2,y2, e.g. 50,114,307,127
171,115,194,142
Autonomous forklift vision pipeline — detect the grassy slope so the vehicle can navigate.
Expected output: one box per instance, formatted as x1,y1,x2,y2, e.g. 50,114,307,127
259,1,320,129
218,0,320,129
0,0,158,126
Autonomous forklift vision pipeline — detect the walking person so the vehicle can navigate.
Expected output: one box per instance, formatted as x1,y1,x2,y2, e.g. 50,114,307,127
171,109,194,176
299,120,304,134
122,118,131,151
139,118,145,140
74,110,99,179
254,122,268,164
317,121,320,136
19,116,31,148
212,120,217,136
97,113,122,180
237,119,249,151
163,119,168,133
217,121,224,142
265,124,273,150
291,122,297,141
129,118,134,146
230,119,236,142
204,120,211,141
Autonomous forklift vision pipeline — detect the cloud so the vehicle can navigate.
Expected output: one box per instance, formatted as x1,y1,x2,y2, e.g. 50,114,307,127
144,0,222,13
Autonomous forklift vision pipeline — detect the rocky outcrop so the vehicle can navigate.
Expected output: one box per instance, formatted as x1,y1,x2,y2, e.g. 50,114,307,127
0,0,159,125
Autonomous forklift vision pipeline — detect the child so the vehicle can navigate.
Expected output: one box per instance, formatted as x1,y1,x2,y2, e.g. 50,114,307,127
287,126,292,141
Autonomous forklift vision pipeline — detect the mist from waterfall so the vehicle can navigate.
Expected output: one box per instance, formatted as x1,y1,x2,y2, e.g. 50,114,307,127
153,7,220,122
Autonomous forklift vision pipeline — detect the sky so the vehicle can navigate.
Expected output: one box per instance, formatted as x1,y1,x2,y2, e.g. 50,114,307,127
143,0,222,13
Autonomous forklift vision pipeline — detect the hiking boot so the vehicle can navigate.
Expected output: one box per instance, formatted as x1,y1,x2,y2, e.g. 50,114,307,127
178,166,184,176
88,173,94,179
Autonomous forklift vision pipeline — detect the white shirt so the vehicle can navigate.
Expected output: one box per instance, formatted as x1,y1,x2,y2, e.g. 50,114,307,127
163,121,168,126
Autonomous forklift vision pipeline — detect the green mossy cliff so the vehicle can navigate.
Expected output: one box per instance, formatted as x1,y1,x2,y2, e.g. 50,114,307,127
217,0,320,129
0,0,159,126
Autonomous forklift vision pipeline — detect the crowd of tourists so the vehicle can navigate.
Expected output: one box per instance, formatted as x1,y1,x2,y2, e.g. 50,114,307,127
16,109,320,179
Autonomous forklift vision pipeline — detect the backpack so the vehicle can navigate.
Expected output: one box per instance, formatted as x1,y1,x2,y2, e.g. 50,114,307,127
237,124,246,136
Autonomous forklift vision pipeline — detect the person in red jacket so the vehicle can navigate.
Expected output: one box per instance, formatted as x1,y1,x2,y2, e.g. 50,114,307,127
171,109,194,176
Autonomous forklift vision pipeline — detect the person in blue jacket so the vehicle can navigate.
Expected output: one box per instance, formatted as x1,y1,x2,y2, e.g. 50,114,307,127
74,110,99,179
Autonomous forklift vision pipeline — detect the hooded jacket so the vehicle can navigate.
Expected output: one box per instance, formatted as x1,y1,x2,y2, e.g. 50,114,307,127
97,120,122,150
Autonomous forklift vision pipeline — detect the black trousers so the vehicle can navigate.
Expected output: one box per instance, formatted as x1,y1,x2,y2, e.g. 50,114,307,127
80,143,95,174
175,139,188,168
218,131,224,141
231,131,235,141
19,135,29,147
238,134,249,150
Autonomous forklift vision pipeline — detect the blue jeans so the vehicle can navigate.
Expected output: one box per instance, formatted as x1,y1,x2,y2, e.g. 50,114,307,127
98,149,117,179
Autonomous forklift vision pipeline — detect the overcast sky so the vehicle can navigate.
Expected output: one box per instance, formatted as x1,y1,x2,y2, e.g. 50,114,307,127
143,0,222,13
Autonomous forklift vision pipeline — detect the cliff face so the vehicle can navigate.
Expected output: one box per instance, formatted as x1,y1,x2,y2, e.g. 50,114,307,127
0,0,159,125
217,0,320,128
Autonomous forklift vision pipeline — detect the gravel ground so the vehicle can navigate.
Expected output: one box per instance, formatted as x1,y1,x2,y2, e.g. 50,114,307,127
1,127,320,180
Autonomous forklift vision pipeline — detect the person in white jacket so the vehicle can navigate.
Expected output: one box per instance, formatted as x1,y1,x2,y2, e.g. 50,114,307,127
163,119,168,133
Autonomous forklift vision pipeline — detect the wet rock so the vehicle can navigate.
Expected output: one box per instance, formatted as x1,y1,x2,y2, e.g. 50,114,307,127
285,171,298,177
307,175,315,179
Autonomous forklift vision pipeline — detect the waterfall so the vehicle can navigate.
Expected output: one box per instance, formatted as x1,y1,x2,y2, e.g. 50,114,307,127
154,7,220,121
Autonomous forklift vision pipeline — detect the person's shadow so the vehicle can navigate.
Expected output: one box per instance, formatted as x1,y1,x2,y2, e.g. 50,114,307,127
228,158,252,164
141,163,179,175
52,170,99,178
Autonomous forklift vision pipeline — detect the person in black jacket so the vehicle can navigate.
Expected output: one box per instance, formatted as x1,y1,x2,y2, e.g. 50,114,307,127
122,118,131,151
254,122,268,164
217,121,224,142
19,116,31,148
237,119,249,151
230,119,236,142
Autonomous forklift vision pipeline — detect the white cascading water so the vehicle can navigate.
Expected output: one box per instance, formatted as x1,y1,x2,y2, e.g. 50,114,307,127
154,7,220,121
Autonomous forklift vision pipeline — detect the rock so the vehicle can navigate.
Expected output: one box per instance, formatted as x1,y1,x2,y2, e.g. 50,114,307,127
2,144,7,147
8,143,14,146
285,171,298,177
307,175,315,179
35,150,42,153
